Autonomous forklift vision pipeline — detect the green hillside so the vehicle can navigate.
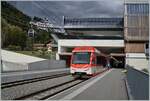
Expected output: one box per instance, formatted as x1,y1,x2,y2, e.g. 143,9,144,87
1,1,51,51
1,1,31,30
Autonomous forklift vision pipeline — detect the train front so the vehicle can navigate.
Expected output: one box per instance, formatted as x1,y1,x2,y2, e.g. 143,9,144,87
70,47,94,77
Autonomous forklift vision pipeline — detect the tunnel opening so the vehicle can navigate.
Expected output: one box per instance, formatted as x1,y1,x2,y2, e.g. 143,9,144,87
110,55,125,68
60,55,72,67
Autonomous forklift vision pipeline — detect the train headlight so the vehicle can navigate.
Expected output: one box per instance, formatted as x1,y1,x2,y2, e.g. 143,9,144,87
70,67,76,73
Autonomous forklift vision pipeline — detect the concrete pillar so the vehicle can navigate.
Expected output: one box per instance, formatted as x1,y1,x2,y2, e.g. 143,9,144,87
125,53,149,70
56,53,60,60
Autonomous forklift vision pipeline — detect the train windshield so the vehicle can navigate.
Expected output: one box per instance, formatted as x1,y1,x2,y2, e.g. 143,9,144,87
72,52,91,64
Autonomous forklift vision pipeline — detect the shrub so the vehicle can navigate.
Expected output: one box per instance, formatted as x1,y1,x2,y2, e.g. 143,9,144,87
142,68,149,73
7,45,21,51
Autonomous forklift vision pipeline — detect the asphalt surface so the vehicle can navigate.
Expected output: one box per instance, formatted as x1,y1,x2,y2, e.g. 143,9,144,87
50,69,128,100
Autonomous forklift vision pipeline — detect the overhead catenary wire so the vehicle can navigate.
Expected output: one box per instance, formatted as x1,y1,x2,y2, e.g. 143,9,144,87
32,2,59,25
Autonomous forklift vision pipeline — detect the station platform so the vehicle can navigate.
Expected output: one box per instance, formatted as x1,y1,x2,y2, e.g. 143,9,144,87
1,68,69,84
50,69,128,100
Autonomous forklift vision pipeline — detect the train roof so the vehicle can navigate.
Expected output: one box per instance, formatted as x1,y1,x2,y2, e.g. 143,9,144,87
72,46,100,53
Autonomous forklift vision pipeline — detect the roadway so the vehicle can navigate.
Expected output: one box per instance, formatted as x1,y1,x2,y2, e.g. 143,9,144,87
49,68,128,100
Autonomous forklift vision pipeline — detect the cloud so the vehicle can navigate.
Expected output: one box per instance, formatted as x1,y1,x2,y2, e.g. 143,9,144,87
8,0,124,25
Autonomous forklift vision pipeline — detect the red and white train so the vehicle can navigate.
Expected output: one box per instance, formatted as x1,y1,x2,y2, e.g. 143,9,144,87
70,46,110,78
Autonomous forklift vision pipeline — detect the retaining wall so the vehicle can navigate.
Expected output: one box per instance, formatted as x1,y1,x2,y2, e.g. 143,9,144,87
2,60,66,72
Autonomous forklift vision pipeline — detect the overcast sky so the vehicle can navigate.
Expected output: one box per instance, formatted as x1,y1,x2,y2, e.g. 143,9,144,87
8,0,124,25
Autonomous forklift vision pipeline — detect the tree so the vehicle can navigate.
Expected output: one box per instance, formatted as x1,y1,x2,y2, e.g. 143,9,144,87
26,37,33,51
1,17,11,48
1,18,27,50
33,16,43,22
1,1,31,31
8,25,27,50
34,30,50,44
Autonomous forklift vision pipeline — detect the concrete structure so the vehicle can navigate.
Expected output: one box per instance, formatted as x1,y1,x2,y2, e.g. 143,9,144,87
57,39,124,59
126,53,149,70
49,69,128,100
124,0,149,70
64,17,123,37
56,17,125,67
1,50,66,72
54,0,149,69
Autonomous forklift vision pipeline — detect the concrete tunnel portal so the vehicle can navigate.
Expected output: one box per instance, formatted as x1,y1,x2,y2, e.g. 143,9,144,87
58,47,125,68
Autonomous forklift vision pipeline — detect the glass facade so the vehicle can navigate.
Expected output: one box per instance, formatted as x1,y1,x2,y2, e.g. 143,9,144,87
127,15,149,28
64,18,123,27
125,3,149,41
127,4,149,14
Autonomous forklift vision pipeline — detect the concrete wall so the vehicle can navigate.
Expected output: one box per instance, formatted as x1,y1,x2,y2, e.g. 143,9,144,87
29,60,66,70
1,50,46,63
2,60,66,72
125,53,149,70
2,61,28,71
58,39,124,48
1,50,66,72
58,39,124,53
56,39,124,60
66,30,123,36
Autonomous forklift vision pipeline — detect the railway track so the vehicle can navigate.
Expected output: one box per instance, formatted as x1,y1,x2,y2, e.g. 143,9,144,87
1,73,70,89
14,79,85,100
1,72,87,100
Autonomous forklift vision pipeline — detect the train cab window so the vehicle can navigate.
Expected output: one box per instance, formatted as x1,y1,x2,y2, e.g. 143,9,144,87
72,52,91,64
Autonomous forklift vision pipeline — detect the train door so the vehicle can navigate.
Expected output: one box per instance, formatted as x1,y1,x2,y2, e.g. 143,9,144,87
96,55,107,67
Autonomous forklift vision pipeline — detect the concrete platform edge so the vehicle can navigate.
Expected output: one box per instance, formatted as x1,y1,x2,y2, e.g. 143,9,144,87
124,78,134,100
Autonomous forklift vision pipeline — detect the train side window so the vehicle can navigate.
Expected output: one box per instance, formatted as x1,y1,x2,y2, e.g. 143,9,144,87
96,56,102,65
96,56,107,66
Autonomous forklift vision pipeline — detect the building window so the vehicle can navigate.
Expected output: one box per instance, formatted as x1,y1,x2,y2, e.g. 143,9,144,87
127,4,149,15
145,43,149,57
64,18,123,27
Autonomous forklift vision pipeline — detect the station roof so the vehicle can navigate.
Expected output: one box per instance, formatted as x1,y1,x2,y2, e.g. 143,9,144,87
55,33,123,40
63,17,123,29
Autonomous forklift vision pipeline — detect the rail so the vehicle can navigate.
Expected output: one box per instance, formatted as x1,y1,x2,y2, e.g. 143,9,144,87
1,73,87,100
1,73,70,89
15,79,85,100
